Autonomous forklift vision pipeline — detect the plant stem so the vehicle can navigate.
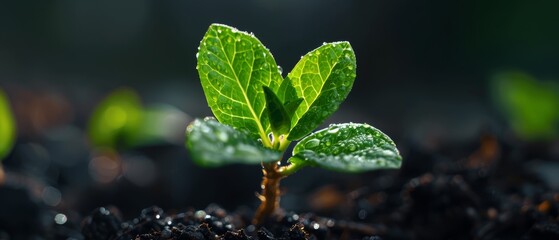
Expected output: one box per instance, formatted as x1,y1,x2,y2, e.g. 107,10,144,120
253,135,304,225
253,161,283,225
0,164,4,185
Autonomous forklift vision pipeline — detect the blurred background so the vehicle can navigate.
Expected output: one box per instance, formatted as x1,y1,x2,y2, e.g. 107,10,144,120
1,0,558,227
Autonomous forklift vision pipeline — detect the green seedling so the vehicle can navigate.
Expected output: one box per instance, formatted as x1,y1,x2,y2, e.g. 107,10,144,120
186,24,402,224
0,89,16,160
88,88,189,149
0,89,16,184
492,71,559,140
88,88,142,148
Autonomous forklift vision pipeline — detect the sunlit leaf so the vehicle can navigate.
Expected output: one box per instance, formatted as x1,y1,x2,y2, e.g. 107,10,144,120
492,71,559,140
186,118,281,167
0,89,16,160
283,98,303,120
286,42,356,140
88,88,142,148
197,24,283,142
291,123,401,172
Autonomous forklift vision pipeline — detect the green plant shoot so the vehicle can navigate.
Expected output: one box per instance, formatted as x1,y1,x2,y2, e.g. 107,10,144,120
492,71,559,140
0,89,16,161
186,24,402,224
88,88,189,149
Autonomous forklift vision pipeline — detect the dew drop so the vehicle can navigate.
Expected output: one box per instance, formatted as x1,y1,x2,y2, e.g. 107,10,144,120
225,146,234,154
220,103,233,110
54,213,67,225
348,143,356,151
195,210,207,219
196,52,199,59
277,65,283,74
217,29,222,34
312,222,320,230
327,127,339,134
305,139,320,149
216,131,228,142
332,148,340,155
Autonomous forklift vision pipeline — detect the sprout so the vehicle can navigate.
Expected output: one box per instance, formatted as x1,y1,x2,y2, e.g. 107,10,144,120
186,24,402,224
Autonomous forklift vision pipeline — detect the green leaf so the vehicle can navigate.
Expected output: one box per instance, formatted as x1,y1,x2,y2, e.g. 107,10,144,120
87,88,142,148
277,76,299,104
283,98,303,120
492,71,559,140
186,118,282,167
0,89,16,160
291,123,402,172
197,24,283,143
128,104,191,147
286,42,357,140
263,86,291,135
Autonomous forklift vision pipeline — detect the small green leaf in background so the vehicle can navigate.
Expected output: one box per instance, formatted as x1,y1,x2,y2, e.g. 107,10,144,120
130,104,191,147
197,24,283,142
0,89,16,160
286,42,357,141
492,71,559,140
263,86,291,135
186,118,282,167
291,123,401,172
88,88,142,148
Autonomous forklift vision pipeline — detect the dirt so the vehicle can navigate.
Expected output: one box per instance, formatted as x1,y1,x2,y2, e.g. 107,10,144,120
2,134,559,239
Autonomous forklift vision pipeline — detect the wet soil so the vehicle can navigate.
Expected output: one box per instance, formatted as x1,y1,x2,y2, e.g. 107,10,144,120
77,137,559,240
2,135,559,239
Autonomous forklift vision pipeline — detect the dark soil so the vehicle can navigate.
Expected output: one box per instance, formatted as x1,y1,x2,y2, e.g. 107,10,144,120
76,136,559,240
2,135,559,239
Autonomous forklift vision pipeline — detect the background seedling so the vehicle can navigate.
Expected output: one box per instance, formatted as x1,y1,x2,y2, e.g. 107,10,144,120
0,89,16,184
491,71,559,140
186,24,402,224
88,88,190,149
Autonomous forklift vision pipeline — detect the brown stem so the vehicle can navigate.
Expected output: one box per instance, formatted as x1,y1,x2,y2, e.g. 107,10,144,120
252,162,283,225
0,164,4,185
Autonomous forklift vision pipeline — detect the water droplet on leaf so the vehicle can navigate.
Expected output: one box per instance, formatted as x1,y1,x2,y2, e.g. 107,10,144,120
305,139,320,148
328,127,339,134
216,131,228,142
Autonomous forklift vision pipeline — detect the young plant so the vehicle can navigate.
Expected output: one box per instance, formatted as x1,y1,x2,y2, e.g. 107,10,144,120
186,24,402,225
88,88,189,149
0,89,16,184
491,71,559,140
